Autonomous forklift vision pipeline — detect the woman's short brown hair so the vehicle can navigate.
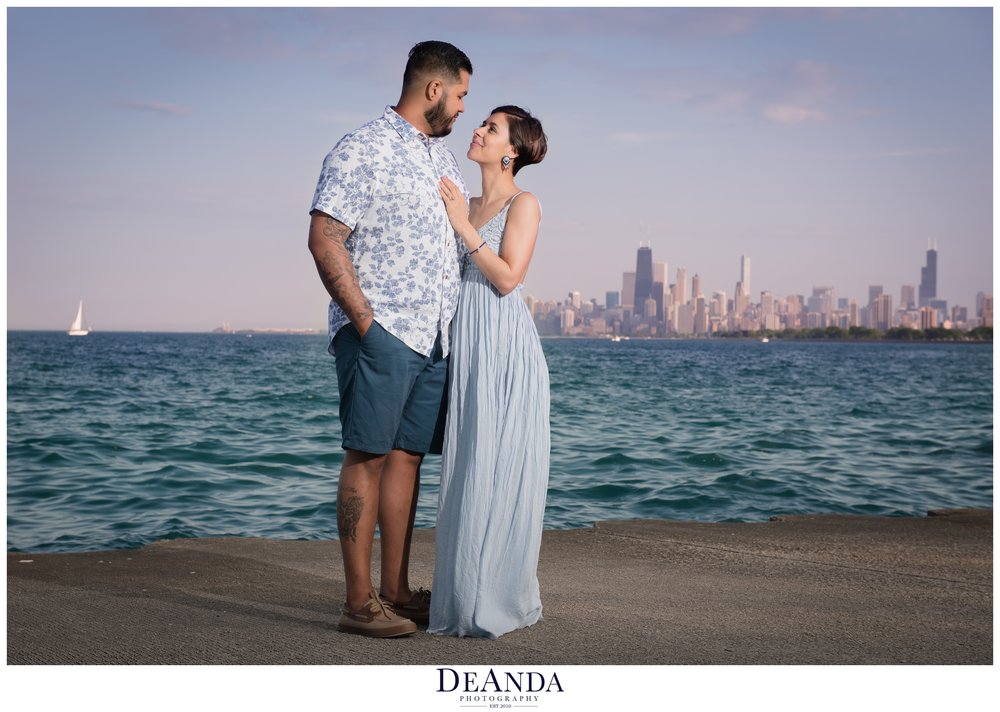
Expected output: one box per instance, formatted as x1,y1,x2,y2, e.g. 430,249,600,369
493,105,547,175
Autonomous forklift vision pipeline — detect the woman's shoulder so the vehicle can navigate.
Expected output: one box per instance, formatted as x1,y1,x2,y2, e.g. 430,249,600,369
508,191,541,221
508,190,540,212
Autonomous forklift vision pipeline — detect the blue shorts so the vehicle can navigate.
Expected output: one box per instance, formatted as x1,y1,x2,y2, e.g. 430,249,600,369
331,320,448,455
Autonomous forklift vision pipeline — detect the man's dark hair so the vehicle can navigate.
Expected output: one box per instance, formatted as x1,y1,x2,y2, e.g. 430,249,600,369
403,41,473,89
493,105,548,176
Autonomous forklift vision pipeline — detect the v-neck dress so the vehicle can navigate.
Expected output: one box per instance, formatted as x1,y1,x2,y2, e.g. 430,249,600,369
428,197,551,639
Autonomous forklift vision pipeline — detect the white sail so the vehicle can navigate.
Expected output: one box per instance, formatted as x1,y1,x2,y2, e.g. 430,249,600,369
68,300,90,336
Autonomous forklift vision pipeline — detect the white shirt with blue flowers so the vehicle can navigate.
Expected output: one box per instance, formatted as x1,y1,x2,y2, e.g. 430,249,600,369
311,106,467,357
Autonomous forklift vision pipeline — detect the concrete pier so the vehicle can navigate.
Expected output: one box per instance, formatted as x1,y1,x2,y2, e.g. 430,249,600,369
7,508,991,665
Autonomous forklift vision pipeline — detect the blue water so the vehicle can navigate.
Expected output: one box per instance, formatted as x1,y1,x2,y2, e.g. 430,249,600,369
6,332,993,552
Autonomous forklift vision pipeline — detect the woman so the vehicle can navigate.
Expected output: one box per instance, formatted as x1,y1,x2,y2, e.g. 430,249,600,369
428,106,550,639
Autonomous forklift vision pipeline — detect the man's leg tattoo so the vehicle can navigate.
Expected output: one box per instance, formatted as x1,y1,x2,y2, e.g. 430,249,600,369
337,489,364,543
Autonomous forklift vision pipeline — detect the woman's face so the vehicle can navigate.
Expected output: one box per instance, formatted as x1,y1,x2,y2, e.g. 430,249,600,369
468,112,516,166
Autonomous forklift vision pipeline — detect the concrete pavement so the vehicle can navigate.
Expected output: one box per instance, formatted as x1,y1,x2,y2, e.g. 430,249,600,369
6,508,991,664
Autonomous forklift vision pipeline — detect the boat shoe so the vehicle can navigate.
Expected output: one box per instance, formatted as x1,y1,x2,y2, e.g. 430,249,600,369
338,591,417,638
382,587,431,626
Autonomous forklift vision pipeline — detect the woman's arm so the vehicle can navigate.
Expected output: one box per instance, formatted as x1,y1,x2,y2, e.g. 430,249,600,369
439,177,541,296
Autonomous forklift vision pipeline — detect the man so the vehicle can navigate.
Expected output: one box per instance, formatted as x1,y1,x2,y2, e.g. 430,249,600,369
308,41,472,637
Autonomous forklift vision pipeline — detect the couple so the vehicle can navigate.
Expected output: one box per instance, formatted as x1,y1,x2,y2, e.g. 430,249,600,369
307,41,550,640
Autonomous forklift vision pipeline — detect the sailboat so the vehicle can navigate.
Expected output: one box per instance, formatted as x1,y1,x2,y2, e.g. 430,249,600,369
68,300,90,336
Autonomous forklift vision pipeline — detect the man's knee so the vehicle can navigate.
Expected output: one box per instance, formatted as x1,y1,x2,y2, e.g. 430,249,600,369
383,449,424,483
388,448,424,466
343,448,387,477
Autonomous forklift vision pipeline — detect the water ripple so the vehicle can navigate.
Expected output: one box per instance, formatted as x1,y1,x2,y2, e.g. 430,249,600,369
6,333,994,551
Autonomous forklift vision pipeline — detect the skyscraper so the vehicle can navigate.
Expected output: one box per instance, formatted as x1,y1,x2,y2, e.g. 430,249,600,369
622,272,636,309
740,255,751,297
873,293,893,330
900,285,916,310
976,291,988,318
654,261,668,286
560,308,576,333
525,294,538,318
634,244,653,312
675,268,688,305
606,291,620,310
848,300,860,327
919,243,938,307
692,273,702,300
812,286,835,318
865,286,883,327
675,302,694,334
760,291,777,331
734,281,748,315
694,295,708,334
653,262,667,322
713,291,728,317
652,281,664,322
919,306,937,330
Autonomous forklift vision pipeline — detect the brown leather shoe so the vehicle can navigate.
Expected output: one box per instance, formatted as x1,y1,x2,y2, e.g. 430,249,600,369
382,587,431,626
338,591,417,638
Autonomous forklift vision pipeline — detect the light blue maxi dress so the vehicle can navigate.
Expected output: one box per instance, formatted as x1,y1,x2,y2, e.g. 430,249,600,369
428,196,551,639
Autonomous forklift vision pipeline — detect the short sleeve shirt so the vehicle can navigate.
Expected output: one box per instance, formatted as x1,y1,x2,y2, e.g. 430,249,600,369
311,106,467,357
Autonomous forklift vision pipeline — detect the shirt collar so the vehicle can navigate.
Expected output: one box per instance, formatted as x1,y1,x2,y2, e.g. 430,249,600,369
383,105,445,147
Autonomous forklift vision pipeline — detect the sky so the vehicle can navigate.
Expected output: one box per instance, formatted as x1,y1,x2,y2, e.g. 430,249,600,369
5,6,994,331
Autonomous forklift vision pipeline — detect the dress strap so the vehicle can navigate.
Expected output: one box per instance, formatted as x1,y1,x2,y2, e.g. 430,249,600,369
504,191,525,209
505,191,540,220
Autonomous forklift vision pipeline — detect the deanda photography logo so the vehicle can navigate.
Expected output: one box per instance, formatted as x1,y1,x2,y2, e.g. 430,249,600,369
436,667,565,708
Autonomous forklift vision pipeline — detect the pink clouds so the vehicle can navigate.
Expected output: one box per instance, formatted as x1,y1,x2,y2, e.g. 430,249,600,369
763,104,828,125
760,60,837,125
609,131,674,144
141,7,301,62
119,100,193,116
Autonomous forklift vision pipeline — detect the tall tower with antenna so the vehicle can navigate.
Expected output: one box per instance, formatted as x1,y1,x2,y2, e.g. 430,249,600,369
634,242,653,313
919,240,938,307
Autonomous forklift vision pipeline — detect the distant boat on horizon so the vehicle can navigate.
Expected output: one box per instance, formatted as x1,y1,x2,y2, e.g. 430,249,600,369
68,300,90,336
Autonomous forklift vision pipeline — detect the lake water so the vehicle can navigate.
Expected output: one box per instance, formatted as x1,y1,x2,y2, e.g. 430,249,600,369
6,332,992,552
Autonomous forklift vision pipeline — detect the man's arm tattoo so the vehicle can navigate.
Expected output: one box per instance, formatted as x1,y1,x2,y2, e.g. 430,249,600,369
310,216,373,325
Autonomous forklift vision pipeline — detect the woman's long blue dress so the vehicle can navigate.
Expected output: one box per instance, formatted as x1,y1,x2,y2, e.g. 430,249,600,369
428,196,551,639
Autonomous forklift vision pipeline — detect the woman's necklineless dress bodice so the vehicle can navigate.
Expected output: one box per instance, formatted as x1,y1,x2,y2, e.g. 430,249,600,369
464,192,524,279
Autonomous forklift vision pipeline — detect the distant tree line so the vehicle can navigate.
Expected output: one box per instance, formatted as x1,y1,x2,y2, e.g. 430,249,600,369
716,326,992,342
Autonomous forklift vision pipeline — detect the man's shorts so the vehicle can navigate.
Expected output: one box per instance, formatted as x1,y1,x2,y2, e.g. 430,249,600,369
331,320,448,455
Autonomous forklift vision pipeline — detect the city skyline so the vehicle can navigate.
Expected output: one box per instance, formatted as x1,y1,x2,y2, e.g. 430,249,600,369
531,240,991,337
6,7,993,331
588,240,971,316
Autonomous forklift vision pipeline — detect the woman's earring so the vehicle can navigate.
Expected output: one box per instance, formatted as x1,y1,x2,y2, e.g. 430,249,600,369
501,156,511,171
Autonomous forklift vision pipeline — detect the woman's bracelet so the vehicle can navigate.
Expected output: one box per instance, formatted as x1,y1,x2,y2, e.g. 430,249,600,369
468,240,487,255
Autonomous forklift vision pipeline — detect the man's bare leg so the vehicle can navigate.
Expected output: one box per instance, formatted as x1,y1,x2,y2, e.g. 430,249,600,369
378,448,423,602
338,448,386,609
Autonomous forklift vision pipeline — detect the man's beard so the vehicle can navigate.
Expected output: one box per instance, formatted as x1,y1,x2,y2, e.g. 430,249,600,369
424,95,454,137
